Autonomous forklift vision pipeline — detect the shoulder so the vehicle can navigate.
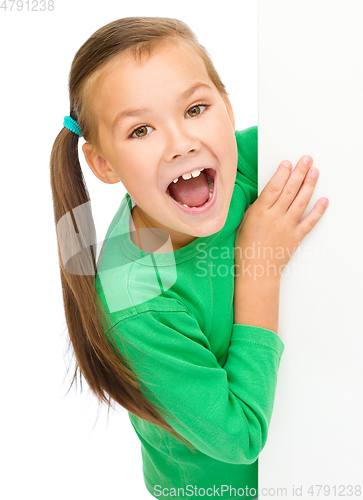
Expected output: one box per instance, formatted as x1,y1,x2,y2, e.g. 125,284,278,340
235,125,258,143
234,126,258,207
235,126,258,177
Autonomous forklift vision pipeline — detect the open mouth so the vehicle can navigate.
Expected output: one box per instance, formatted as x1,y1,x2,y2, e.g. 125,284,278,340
165,168,216,212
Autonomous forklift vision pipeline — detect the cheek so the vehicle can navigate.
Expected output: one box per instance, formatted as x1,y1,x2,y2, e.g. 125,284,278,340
216,131,237,162
119,153,156,190
205,109,235,143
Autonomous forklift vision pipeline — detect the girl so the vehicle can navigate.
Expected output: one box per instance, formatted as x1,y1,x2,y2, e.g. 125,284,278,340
50,17,328,500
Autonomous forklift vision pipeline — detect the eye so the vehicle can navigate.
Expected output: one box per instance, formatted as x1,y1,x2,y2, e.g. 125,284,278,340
186,104,208,118
130,125,153,139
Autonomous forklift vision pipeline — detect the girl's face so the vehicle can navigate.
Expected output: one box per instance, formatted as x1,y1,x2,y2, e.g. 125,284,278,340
83,40,237,250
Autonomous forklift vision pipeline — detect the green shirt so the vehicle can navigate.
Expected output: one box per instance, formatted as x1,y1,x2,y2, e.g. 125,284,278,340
95,126,285,499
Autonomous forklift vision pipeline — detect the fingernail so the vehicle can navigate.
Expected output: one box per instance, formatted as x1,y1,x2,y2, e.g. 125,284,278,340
310,168,319,178
282,160,291,168
321,198,329,207
303,156,313,166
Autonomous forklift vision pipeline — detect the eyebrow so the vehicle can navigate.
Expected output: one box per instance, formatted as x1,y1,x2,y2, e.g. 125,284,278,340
111,82,213,131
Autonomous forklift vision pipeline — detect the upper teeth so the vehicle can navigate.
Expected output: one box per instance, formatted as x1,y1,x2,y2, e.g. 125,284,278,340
172,168,204,183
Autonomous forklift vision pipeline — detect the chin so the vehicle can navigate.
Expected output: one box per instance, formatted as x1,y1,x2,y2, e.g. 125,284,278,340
190,215,227,238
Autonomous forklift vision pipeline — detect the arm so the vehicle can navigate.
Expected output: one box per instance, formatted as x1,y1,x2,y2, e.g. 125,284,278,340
234,155,329,335
234,271,280,334
107,306,284,465
234,126,280,333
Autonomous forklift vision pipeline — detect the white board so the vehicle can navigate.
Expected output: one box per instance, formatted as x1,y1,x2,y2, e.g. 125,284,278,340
258,0,363,497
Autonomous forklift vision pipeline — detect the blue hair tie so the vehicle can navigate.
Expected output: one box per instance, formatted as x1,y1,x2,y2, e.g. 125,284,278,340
63,116,82,137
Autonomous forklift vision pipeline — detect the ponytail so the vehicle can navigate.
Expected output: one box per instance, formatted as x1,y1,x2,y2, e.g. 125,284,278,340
49,124,195,450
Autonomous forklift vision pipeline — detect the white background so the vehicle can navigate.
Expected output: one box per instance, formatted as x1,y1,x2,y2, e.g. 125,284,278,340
6,1,361,499
0,1,257,499
258,0,363,497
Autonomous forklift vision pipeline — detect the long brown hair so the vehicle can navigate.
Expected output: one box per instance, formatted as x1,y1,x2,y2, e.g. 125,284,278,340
49,17,227,450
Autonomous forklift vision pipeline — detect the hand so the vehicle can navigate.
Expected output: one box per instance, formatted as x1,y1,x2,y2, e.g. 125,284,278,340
235,155,329,279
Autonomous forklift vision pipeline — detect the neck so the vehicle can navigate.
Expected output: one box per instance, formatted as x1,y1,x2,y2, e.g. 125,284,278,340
130,205,197,252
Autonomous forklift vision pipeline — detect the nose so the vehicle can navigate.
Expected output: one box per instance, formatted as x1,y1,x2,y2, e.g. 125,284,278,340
163,124,201,162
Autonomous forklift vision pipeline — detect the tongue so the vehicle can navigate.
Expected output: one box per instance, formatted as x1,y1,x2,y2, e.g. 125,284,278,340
168,170,210,207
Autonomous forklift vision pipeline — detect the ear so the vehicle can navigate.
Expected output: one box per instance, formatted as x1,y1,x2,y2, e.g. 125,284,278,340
82,143,120,185
222,94,235,130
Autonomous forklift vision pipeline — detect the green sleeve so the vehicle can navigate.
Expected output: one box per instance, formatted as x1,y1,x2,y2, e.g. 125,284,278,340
109,307,284,465
235,126,258,207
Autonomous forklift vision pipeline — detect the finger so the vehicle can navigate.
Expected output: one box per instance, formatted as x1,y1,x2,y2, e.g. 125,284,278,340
271,155,313,213
285,167,320,221
257,160,293,209
296,198,329,240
